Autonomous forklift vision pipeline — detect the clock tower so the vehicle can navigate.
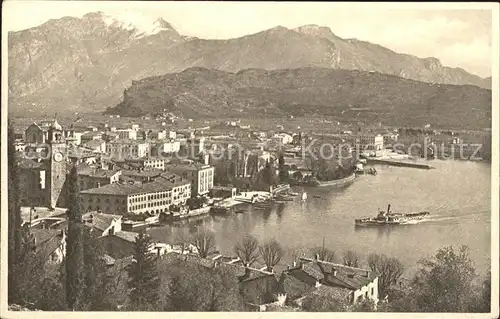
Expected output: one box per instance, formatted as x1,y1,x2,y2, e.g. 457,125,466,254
47,122,67,208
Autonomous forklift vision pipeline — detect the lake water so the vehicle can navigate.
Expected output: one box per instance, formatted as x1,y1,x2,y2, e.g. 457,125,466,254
148,160,491,277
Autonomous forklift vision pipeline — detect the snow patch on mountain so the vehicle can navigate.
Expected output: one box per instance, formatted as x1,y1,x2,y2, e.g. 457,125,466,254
100,12,174,38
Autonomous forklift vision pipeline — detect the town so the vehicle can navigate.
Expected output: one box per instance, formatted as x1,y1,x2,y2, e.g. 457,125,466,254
7,115,492,312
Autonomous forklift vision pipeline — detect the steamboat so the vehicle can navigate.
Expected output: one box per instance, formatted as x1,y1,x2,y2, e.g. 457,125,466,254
355,204,430,226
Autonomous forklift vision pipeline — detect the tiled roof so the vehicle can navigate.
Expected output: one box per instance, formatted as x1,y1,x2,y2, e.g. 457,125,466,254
78,165,120,178
31,229,64,261
298,285,352,304
168,162,212,171
298,258,376,290
83,212,121,232
122,169,163,178
83,139,105,148
81,173,189,196
113,230,139,243
302,262,324,281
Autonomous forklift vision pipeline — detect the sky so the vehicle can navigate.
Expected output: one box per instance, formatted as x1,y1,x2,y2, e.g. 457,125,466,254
3,1,496,78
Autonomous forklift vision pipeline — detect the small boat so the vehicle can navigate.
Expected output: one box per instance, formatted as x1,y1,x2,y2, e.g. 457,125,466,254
288,191,299,196
235,209,245,214
313,195,321,199
355,204,430,227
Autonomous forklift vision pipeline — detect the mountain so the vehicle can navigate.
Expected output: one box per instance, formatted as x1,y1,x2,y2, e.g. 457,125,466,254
8,12,491,116
105,67,491,129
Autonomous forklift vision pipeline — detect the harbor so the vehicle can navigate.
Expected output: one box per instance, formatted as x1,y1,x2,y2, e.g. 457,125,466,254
146,159,490,277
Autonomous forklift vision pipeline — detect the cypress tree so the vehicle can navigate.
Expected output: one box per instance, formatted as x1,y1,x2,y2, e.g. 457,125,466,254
65,165,84,310
127,232,159,310
8,123,23,303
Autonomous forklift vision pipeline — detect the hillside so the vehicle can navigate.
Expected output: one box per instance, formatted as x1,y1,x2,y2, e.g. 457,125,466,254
105,67,491,129
8,12,491,116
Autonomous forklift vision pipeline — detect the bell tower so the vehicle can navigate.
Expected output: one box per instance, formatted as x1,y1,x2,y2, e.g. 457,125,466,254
47,121,67,208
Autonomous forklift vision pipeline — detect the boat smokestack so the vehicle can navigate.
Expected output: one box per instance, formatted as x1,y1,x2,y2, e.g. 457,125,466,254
387,204,391,214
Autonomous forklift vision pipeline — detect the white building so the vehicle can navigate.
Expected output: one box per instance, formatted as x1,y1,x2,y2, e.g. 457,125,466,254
80,174,191,215
353,134,384,151
106,140,149,160
167,163,215,196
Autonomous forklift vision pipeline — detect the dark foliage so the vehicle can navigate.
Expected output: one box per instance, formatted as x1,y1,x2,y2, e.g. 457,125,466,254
126,232,160,310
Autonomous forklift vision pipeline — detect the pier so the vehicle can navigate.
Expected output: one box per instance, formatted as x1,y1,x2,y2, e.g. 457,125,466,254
366,158,433,169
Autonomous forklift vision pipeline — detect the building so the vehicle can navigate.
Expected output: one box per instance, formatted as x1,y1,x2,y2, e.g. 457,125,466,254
121,168,164,183
279,257,379,307
185,136,206,157
78,166,122,191
271,133,294,145
80,131,103,144
80,173,191,215
106,139,149,160
353,134,384,151
383,133,399,144
20,123,69,208
116,129,137,140
31,229,67,264
82,139,106,153
83,212,123,237
123,157,167,171
151,140,181,155
14,141,26,152
167,162,214,196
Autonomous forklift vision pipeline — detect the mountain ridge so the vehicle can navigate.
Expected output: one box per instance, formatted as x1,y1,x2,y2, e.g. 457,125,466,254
105,67,491,130
8,12,491,116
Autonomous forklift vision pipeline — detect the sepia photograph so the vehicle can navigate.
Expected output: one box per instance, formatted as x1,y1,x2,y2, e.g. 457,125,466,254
1,1,498,317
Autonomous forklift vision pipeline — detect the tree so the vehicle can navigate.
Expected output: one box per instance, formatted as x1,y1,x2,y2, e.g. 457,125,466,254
278,152,288,183
367,253,404,300
81,228,117,310
127,232,159,310
409,245,477,312
312,246,336,262
8,123,24,303
350,298,376,312
342,250,360,268
173,229,192,254
261,160,277,186
302,294,348,312
259,239,283,272
192,228,217,258
65,165,85,310
163,259,244,311
234,235,260,267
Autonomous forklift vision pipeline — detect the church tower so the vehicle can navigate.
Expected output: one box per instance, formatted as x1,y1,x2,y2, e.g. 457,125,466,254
47,121,67,208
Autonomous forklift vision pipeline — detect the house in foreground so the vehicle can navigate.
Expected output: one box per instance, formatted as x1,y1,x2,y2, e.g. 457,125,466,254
279,257,379,308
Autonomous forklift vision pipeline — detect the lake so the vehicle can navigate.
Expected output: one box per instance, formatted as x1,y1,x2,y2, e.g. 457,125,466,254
148,159,491,277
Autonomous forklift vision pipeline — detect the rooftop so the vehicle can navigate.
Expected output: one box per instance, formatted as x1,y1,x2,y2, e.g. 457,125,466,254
83,212,122,232
109,139,147,145
293,258,377,290
122,168,163,178
167,162,212,171
78,165,121,178
81,173,189,196
83,139,106,148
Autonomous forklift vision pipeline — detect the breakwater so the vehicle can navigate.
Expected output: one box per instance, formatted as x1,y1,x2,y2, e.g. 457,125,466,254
366,158,433,169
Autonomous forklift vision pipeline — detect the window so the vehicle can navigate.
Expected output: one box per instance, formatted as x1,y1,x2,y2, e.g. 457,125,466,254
371,287,374,296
